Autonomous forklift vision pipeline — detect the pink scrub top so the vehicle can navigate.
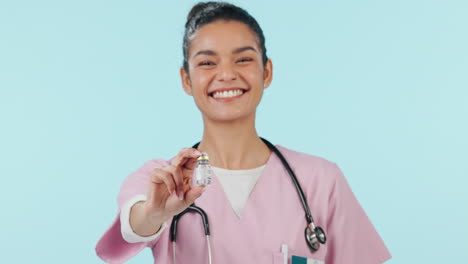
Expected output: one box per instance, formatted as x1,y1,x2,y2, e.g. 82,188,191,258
95,145,391,264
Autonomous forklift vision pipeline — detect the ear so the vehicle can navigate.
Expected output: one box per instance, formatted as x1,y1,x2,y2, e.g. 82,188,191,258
263,59,273,89
180,67,193,96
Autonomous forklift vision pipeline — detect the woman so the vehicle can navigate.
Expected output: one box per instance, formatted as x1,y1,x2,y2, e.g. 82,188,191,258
95,2,391,263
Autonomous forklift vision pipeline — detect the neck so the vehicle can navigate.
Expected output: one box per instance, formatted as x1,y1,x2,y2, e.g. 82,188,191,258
197,113,271,170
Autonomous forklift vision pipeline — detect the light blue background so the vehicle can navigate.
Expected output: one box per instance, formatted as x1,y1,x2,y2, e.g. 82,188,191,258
1,0,467,263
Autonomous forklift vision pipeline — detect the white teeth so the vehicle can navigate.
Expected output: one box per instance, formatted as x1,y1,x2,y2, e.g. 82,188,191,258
212,89,244,98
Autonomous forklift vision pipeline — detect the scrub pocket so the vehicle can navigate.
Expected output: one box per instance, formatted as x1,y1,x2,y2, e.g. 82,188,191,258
291,255,324,264
271,252,325,264
272,252,285,264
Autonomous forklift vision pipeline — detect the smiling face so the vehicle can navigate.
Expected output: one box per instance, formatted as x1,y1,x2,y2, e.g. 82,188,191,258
180,20,273,122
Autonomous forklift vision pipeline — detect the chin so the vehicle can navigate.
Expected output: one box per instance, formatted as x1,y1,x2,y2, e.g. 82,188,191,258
203,110,254,123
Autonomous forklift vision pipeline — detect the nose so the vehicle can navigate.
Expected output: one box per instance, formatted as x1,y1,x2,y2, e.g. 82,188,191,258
216,62,237,82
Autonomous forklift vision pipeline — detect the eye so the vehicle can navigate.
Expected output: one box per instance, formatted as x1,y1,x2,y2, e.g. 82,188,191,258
236,57,253,63
198,60,215,66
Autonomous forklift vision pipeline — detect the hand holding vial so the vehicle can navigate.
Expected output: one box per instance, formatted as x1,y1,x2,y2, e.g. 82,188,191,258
130,148,208,237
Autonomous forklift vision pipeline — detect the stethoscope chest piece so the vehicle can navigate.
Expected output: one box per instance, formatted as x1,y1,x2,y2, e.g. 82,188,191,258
305,224,326,251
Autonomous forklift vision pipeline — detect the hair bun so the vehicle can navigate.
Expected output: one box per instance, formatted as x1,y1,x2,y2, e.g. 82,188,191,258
186,2,211,26
187,3,206,20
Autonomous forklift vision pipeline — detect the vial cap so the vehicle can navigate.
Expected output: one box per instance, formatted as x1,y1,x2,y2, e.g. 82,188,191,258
197,155,209,161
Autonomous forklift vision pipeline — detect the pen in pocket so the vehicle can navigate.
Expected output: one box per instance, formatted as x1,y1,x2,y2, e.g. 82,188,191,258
281,244,288,264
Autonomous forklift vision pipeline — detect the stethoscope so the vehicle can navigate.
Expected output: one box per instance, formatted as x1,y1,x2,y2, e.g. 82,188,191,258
170,138,326,263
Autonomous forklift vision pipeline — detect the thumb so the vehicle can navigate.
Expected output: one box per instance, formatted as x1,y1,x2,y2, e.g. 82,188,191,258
184,185,206,203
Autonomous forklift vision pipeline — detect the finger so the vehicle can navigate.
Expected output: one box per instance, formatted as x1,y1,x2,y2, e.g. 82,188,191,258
181,177,192,192
181,164,194,181
183,156,199,171
184,185,206,204
171,148,202,168
150,168,176,195
181,150,207,173
165,165,185,200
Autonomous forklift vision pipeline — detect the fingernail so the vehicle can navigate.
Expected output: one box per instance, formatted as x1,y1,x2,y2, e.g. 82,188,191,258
178,192,184,200
201,187,206,193
195,150,202,155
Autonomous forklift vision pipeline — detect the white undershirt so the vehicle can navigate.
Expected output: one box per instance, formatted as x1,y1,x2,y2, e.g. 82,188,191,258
120,164,266,243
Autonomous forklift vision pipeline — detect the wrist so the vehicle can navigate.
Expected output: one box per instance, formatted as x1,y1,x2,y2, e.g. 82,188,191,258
130,202,165,237
139,201,167,226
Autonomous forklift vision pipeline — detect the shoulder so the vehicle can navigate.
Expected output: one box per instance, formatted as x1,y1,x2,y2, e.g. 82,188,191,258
274,145,342,184
275,145,338,170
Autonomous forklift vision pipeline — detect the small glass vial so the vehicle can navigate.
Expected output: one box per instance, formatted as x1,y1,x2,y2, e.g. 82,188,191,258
193,154,213,186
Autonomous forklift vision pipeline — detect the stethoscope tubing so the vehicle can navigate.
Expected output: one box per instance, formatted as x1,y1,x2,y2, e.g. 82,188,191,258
259,137,314,224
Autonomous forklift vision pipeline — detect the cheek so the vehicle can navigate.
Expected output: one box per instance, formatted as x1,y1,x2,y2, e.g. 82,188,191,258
191,71,212,91
244,67,264,86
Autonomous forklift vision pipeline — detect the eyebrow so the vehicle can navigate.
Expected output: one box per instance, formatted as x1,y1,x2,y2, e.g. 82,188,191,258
233,46,257,54
192,46,258,59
